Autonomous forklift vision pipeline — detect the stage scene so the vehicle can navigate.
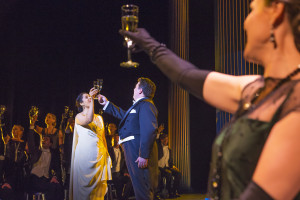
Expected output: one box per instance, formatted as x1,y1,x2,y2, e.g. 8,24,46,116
0,0,299,200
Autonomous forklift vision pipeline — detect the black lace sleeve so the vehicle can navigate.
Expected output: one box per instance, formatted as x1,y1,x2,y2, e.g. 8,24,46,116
235,77,300,123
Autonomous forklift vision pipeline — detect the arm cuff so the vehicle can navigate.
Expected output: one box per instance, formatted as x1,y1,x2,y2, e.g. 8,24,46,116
239,181,273,200
103,101,110,110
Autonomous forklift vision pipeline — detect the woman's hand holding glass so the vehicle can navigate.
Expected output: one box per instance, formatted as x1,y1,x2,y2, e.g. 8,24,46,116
119,28,160,55
93,79,103,100
29,106,39,126
89,88,98,102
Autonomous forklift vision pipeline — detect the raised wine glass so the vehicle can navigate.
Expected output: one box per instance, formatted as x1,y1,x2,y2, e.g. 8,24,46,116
93,79,103,99
29,106,39,123
0,105,6,116
120,4,139,68
0,105,6,126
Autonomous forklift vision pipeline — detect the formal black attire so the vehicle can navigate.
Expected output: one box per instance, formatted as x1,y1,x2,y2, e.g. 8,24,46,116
157,140,181,197
62,129,73,189
108,145,133,200
104,98,159,200
27,129,63,200
0,140,28,200
0,123,8,184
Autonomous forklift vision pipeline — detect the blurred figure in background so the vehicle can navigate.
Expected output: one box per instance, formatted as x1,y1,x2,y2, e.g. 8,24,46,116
109,134,133,200
62,117,75,199
27,122,63,200
106,123,118,150
157,133,181,198
31,113,63,155
0,125,28,200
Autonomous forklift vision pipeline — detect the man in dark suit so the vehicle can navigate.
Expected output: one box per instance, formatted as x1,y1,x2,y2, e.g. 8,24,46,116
157,133,181,198
27,126,63,200
106,122,118,150
99,77,158,200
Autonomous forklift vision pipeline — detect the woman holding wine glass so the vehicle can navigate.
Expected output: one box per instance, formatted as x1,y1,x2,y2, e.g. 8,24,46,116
120,0,300,199
30,112,63,154
69,87,111,200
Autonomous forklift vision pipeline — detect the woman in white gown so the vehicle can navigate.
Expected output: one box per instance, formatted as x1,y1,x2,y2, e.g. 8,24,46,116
69,88,112,200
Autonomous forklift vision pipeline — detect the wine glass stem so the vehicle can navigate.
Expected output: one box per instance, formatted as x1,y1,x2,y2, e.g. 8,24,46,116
126,41,132,62
127,48,132,62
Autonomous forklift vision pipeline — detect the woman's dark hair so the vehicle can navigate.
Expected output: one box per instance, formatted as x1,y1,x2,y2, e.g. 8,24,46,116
267,0,300,51
138,77,156,99
75,93,86,112
285,0,300,52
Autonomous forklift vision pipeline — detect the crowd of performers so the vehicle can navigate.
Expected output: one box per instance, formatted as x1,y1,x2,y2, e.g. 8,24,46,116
0,105,181,200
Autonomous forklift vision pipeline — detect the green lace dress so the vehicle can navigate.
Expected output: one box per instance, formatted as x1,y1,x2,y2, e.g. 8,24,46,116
208,76,300,200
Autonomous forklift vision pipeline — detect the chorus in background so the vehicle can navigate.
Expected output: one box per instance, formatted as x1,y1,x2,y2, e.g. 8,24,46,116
31,113,63,154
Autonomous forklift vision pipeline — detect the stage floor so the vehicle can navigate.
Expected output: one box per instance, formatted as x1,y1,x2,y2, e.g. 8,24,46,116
165,194,207,200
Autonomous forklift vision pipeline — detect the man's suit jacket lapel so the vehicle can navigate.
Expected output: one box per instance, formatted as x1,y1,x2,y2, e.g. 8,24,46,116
119,97,147,127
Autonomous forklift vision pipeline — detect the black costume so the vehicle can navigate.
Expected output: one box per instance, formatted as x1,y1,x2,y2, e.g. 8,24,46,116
27,129,63,200
157,140,181,197
108,145,133,200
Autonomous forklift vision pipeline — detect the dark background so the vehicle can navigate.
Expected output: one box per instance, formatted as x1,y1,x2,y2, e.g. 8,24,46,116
0,0,215,193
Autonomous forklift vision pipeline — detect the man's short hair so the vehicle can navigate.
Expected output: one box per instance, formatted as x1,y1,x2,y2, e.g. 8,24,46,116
43,136,53,144
159,133,168,140
138,77,156,100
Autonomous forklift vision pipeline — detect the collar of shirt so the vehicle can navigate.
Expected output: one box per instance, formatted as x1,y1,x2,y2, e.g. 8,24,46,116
133,97,145,105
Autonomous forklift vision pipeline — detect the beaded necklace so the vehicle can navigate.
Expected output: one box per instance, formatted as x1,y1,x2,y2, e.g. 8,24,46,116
242,64,300,114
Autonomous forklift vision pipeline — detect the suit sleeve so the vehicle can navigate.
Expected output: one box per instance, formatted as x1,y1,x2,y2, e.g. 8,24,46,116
108,146,115,162
139,102,158,159
169,148,173,167
104,102,127,120
27,128,38,155
50,150,62,182
120,149,128,174
157,139,163,161
3,144,16,188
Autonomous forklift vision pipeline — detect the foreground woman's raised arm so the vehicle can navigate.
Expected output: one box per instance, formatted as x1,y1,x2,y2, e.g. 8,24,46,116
120,28,260,113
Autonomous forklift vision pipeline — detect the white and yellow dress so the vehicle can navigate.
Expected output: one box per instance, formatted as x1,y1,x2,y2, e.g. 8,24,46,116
69,114,112,200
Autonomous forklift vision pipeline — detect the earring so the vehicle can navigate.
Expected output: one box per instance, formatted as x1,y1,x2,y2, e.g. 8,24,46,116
270,26,277,49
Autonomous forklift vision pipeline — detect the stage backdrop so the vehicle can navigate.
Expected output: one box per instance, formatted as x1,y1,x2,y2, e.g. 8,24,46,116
214,0,263,132
168,0,216,193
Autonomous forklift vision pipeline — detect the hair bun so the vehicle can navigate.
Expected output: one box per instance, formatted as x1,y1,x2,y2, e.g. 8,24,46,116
284,0,300,51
